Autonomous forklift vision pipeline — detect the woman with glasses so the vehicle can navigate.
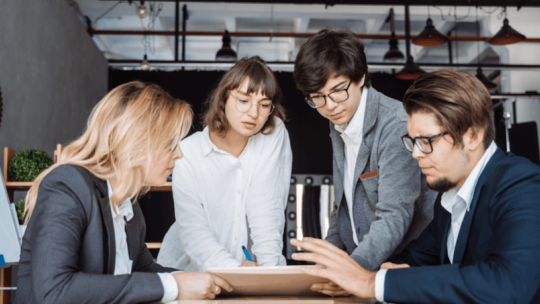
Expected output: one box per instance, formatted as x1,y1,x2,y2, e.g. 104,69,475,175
158,56,292,271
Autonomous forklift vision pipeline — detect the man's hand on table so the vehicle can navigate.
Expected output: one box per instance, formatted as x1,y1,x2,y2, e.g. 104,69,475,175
290,238,376,299
173,272,232,300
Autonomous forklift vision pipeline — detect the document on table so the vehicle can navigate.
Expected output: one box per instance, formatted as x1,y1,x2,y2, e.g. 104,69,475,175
207,265,328,296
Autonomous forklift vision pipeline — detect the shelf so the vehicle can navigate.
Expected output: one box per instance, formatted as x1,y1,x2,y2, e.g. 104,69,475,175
150,182,172,192
5,181,34,190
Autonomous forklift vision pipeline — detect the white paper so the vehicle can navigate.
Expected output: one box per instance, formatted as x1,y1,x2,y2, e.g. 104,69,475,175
0,171,22,265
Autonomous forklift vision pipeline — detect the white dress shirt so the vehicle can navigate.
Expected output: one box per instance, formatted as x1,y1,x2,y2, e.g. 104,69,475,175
107,181,178,303
334,86,368,245
374,141,498,302
170,118,292,271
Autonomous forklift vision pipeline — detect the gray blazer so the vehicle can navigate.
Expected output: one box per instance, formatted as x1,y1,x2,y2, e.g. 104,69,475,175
15,165,176,304
325,86,437,271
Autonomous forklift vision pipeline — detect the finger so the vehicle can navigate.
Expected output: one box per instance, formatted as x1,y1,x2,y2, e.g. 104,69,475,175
213,275,233,292
207,292,216,300
214,285,221,295
316,289,351,297
312,282,345,291
291,238,348,259
292,252,340,270
380,262,393,270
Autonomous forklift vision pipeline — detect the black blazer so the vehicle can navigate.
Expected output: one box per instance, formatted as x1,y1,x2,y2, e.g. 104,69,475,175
15,165,176,304
384,147,540,303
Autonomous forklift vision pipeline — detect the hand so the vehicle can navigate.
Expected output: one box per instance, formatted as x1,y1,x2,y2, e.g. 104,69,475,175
380,262,410,270
239,260,261,267
290,238,376,299
310,281,351,297
173,272,233,300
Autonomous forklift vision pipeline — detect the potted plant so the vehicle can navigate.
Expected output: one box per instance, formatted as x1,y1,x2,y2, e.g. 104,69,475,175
15,199,27,236
8,149,53,182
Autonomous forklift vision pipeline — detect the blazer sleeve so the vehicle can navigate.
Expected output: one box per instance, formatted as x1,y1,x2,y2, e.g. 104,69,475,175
28,166,165,304
384,176,540,304
325,201,345,250
351,120,423,271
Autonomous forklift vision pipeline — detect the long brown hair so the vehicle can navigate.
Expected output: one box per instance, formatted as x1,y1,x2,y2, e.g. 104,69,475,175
24,81,193,222
203,56,286,136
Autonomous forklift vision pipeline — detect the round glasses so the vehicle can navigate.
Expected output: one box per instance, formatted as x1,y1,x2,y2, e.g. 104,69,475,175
231,93,274,116
401,132,447,154
304,80,352,109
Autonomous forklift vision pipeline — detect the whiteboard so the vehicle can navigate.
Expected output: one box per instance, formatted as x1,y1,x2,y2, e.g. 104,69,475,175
0,171,21,265
207,265,328,296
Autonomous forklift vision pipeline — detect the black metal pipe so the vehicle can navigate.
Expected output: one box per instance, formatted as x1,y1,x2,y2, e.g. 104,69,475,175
175,1,179,62
404,1,411,59
182,4,188,62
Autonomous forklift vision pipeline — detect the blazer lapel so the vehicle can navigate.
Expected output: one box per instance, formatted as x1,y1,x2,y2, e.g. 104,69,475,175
451,148,505,265
94,178,116,275
352,87,379,192
330,126,345,181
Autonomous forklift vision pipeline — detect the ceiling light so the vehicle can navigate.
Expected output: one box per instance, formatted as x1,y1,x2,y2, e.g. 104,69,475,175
384,36,404,62
136,1,148,19
140,54,151,71
383,8,404,62
488,18,526,45
476,67,497,90
396,56,426,80
412,18,448,47
216,30,237,61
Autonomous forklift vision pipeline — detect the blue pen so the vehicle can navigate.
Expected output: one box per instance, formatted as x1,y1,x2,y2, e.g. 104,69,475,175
241,245,253,262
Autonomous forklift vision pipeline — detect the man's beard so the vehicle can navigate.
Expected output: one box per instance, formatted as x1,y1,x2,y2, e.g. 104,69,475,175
427,177,458,193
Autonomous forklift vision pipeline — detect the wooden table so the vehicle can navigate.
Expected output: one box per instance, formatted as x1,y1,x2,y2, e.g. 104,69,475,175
175,295,376,303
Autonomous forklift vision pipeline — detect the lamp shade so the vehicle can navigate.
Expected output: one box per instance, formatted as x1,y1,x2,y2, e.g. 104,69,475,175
476,67,497,90
216,30,237,61
384,36,405,62
412,18,448,47
396,56,426,80
136,3,148,19
140,54,151,71
488,18,526,45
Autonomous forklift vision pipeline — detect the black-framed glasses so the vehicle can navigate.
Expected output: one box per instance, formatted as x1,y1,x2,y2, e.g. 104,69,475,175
230,92,274,116
401,132,448,154
304,80,353,109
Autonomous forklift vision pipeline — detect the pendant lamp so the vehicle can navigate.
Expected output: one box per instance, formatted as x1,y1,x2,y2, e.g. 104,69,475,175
140,54,151,71
412,18,448,47
216,30,237,61
488,18,526,45
384,8,404,62
396,56,426,80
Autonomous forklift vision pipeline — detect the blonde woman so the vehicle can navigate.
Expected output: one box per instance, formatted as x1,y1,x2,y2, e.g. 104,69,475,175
15,82,232,304
158,56,292,271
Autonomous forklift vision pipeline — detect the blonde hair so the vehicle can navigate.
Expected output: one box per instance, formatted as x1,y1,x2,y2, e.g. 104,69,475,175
24,81,193,223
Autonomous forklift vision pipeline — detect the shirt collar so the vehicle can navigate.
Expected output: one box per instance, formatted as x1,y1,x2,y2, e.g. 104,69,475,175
441,141,498,213
334,86,369,144
106,180,134,221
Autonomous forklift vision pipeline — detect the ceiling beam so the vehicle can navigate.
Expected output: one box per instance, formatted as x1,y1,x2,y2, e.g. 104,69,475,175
90,29,540,43
99,0,540,7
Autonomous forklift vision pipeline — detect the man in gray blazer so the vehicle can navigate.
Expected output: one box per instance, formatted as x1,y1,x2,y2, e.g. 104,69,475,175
293,29,436,290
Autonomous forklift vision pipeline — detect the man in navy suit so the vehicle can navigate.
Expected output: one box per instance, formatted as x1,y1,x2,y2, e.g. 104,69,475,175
290,69,540,303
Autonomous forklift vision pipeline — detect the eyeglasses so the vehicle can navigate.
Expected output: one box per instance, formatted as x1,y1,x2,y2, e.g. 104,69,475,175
304,80,353,109
401,132,448,154
231,93,274,116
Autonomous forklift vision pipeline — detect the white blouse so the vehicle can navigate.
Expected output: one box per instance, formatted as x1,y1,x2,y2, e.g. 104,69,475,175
158,118,292,272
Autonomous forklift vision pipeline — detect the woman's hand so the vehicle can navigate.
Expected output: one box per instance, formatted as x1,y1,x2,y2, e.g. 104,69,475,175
239,260,261,267
173,272,232,300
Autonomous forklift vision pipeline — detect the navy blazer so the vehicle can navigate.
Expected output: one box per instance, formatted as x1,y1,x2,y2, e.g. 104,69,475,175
385,147,540,303
16,165,176,304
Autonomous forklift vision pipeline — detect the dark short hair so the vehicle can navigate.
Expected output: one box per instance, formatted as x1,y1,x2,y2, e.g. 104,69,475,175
203,56,286,135
293,28,371,95
403,70,495,150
